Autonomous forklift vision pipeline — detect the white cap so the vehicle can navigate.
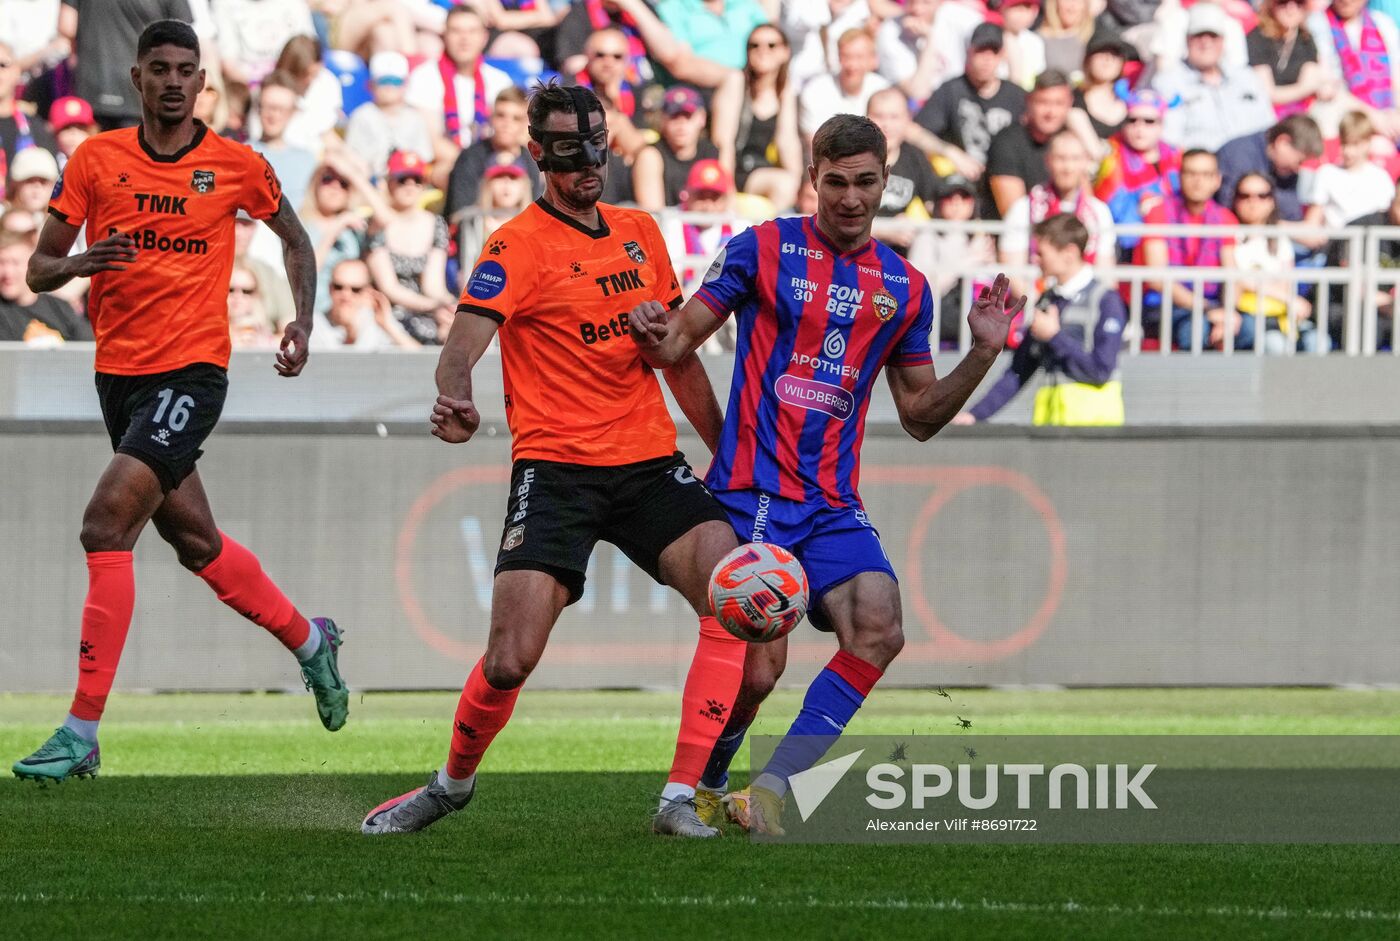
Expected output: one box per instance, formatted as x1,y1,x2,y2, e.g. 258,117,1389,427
10,147,58,183
1187,3,1231,37
369,51,409,83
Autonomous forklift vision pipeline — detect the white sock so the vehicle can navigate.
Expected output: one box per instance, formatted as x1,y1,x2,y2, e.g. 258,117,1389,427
437,766,475,797
291,622,323,663
659,781,695,811
752,771,788,798
63,713,99,743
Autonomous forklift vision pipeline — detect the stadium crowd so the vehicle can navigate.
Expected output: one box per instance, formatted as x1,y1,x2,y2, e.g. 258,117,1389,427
2,0,1400,352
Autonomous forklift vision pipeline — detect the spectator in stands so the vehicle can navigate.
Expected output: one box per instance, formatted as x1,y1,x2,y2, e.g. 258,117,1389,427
1137,148,1249,350
711,24,801,212
1038,0,1096,77
0,42,56,174
955,213,1127,426
910,173,998,347
253,35,343,155
59,0,191,130
1230,172,1323,353
868,87,939,255
3,1,67,78
987,69,1074,218
783,0,878,90
1094,90,1181,256
233,211,295,329
670,159,743,288
445,87,539,224
998,0,1048,90
799,29,890,147
301,152,390,317
1149,0,1251,75
909,24,1026,183
655,0,768,72
1154,3,1275,152
574,28,648,158
1216,114,1323,229
345,51,435,180
876,0,983,101
1336,187,1400,349
458,162,536,268
48,96,96,170
0,229,90,343
633,86,719,211
331,0,422,62
316,258,420,350
1308,0,1400,139
1249,0,1332,118
251,73,317,216
407,7,513,156
473,0,569,35
367,150,455,345
214,0,314,86
1305,111,1397,229
555,0,730,91
1000,131,1117,277
1069,27,1132,152
227,263,278,349
7,146,58,228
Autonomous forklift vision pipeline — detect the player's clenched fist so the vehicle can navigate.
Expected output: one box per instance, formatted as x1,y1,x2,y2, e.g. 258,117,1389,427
72,234,138,277
627,300,669,348
430,394,481,443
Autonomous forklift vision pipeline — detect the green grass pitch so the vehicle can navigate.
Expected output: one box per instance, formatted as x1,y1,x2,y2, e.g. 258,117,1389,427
4,688,1400,939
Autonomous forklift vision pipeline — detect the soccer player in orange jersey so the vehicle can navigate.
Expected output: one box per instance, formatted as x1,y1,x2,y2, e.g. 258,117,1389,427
11,21,347,785
362,82,748,838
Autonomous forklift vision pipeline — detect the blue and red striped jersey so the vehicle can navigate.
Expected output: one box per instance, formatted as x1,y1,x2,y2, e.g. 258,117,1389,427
693,215,935,508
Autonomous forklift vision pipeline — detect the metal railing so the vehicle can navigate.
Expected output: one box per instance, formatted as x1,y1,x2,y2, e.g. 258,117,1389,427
658,211,1400,357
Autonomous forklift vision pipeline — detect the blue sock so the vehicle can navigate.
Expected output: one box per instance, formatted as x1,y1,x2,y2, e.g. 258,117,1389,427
700,724,751,791
755,651,881,796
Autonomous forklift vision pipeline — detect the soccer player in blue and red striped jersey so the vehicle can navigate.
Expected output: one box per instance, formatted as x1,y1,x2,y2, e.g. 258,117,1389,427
629,113,1026,833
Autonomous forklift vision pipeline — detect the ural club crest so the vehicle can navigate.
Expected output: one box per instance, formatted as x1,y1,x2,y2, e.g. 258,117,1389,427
623,240,646,264
190,170,215,193
872,288,898,322
502,524,525,551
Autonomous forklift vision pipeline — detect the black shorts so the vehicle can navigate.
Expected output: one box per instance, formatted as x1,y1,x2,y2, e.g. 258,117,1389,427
95,362,228,493
495,451,732,605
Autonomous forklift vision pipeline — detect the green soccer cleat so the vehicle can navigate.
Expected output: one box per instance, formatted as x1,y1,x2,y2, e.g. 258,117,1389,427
299,617,348,732
13,727,100,784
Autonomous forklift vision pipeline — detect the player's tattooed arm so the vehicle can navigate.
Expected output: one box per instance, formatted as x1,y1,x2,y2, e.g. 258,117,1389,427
431,308,499,444
264,196,317,377
887,273,1026,440
662,352,725,454
27,217,136,293
628,297,723,368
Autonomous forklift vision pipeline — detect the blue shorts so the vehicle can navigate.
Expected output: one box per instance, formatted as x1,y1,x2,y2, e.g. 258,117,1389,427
711,489,897,632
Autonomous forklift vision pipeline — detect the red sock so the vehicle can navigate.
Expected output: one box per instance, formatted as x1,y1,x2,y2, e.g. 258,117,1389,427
445,658,522,779
70,551,137,721
196,532,310,650
668,616,747,787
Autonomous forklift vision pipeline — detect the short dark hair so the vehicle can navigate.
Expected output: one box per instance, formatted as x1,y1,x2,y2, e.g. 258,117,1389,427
1267,114,1323,158
1181,147,1218,170
137,20,199,62
1033,213,1089,253
812,114,887,169
1031,68,1071,92
527,78,602,129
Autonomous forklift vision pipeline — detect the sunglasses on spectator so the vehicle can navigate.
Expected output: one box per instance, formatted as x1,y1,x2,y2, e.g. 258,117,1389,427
748,40,782,50
1274,0,1306,6
591,50,627,60
1126,115,1160,125
228,285,257,295
319,173,349,188
391,175,425,186
331,282,368,293
1236,190,1275,200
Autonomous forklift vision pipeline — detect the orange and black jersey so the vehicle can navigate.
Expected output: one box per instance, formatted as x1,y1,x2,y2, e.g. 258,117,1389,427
49,121,284,375
458,198,684,466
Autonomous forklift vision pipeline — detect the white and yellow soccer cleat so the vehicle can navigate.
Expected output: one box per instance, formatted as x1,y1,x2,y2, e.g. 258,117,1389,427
693,787,726,828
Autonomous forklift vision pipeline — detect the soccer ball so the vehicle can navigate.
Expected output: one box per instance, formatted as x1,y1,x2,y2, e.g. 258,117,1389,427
709,542,809,642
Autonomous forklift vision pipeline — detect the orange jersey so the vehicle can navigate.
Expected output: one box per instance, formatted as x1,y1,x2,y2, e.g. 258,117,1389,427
49,123,283,375
458,199,684,466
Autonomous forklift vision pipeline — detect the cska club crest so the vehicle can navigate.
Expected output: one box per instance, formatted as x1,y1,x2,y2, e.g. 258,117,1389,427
622,240,646,264
872,288,898,322
190,170,216,193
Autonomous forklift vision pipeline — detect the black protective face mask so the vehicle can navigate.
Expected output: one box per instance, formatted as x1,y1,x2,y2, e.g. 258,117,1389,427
529,86,608,173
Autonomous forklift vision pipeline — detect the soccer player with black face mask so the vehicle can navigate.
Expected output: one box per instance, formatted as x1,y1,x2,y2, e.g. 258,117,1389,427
362,81,753,840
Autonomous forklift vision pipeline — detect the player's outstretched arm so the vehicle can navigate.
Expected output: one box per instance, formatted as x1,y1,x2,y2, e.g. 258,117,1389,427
27,217,136,294
264,196,318,377
886,273,1026,441
430,308,499,444
628,296,723,368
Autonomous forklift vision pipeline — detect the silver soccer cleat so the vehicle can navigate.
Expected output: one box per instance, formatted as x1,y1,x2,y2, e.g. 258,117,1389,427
361,771,474,835
652,795,721,838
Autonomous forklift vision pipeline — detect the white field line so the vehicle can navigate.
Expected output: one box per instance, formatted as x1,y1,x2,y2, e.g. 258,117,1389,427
5,891,1400,924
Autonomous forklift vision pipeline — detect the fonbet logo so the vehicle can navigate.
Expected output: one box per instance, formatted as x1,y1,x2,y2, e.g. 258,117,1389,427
787,749,1159,823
